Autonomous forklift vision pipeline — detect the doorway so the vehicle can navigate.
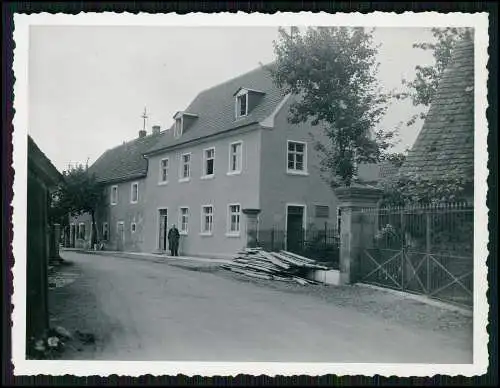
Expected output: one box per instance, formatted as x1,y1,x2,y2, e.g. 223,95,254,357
70,224,76,248
158,208,168,251
286,205,305,253
116,221,125,251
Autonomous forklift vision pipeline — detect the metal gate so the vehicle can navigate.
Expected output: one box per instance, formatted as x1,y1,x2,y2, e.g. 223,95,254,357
358,204,474,307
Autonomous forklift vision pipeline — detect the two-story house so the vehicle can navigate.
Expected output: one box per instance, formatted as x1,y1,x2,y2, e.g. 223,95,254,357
142,65,340,259
72,64,381,259
69,127,162,251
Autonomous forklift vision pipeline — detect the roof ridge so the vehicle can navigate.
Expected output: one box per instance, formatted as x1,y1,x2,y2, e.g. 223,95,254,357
101,131,162,153
196,61,275,96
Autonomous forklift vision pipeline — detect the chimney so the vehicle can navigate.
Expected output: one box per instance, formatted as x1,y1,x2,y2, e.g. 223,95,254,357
152,125,161,134
139,129,147,138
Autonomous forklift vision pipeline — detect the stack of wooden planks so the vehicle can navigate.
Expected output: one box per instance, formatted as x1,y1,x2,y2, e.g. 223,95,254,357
220,248,328,285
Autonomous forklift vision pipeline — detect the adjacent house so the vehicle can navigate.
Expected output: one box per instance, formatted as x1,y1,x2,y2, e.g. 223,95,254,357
27,136,64,349
398,33,474,200
73,64,381,259
70,127,163,252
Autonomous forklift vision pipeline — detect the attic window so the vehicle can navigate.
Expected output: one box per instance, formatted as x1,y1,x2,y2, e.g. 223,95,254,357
236,92,248,118
174,118,183,138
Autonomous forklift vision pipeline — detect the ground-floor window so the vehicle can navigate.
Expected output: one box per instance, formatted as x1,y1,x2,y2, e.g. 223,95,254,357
131,222,137,233
179,207,189,234
227,204,241,235
201,205,214,235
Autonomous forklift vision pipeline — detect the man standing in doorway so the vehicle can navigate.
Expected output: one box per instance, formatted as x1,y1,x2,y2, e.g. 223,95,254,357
168,224,180,256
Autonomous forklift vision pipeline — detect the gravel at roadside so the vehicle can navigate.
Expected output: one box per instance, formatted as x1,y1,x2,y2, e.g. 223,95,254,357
212,265,473,336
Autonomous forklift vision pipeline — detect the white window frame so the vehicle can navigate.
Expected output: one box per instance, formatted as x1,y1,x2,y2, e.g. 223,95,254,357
110,185,118,205
102,222,109,241
130,181,139,204
286,140,308,175
227,140,243,175
201,147,215,179
235,89,249,119
159,158,169,185
226,203,241,237
200,205,214,236
131,221,137,234
179,152,191,182
78,222,86,240
179,206,189,235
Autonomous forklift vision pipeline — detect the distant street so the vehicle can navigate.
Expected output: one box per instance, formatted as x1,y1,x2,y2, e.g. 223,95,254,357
51,252,472,363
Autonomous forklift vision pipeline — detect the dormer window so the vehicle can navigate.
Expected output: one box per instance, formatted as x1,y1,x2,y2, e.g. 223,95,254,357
234,87,265,120
236,93,248,118
173,111,198,138
174,117,183,138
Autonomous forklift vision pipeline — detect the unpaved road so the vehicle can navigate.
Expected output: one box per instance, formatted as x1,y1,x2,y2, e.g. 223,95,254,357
50,251,472,363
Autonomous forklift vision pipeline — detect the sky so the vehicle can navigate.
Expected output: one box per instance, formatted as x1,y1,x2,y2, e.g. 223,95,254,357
28,26,435,172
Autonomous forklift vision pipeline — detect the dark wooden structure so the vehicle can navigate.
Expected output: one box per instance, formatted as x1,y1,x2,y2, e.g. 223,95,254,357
27,136,63,349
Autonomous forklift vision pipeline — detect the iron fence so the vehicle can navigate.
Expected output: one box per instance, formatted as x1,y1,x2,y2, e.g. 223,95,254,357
257,225,340,268
356,202,474,307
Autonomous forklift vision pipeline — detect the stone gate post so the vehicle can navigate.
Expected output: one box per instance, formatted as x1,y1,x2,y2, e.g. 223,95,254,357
334,185,382,285
242,208,261,248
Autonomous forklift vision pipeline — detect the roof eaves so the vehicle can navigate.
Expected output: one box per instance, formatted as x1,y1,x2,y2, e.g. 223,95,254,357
96,172,146,185
144,121,259,157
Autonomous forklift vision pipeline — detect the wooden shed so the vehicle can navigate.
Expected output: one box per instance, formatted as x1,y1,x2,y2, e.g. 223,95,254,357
27,135,63,348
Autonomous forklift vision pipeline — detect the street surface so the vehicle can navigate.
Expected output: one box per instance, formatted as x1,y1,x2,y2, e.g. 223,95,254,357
51,251,472,363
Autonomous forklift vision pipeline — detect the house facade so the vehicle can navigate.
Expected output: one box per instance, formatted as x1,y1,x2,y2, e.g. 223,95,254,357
70,128,162,252
74,64,380,259
142,66,342,259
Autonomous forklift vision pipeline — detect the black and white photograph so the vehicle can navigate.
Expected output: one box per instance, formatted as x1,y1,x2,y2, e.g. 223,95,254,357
11,12,489,376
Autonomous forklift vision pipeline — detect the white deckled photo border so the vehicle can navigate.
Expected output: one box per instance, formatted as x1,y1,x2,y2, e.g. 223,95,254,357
12,11,490,377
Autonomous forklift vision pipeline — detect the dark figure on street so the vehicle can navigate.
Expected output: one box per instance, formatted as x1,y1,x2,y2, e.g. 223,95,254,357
168,224,180,256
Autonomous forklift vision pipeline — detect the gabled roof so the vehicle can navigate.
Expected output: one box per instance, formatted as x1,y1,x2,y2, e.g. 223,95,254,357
145,64,285,155
87,132,163,184
399,35,474,181
28,135,64,187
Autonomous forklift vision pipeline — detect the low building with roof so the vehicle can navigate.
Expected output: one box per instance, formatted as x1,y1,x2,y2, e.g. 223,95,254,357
27,136,64,350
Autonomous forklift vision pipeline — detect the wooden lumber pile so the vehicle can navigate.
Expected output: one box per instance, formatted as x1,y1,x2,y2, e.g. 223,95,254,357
220,248,328,285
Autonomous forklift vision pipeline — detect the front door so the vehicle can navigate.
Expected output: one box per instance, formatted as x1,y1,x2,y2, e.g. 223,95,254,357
70,224,76,247
158,209,168,251
286,205,305,253
116,222,125,251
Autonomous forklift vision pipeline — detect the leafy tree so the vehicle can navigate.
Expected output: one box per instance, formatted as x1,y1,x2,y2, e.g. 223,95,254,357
393,27,472,126
51,164,104,246
379,170,469,207
268,26,395,187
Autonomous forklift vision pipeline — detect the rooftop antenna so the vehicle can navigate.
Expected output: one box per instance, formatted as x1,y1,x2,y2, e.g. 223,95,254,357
141,106,148,131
